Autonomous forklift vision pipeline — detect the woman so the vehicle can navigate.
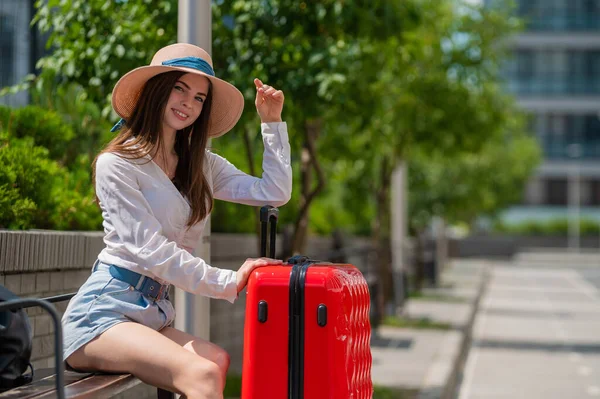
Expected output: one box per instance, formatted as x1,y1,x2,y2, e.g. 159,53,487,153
61,43,292,399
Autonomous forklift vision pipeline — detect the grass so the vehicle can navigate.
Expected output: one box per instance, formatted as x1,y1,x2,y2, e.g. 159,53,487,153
373,386,419,399
382,315,452,330
224,376,419,398
223,374,242,398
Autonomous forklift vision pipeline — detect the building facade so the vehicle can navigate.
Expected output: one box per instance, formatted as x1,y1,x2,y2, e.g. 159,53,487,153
0,0,47,108
497,0,600,223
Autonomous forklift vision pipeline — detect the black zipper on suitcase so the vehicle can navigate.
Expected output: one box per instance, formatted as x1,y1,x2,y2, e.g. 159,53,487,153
289,260,316,399
288,262,303,399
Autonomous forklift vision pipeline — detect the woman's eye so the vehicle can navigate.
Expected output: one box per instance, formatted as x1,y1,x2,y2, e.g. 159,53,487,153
174,85,183,92
195,96,204,103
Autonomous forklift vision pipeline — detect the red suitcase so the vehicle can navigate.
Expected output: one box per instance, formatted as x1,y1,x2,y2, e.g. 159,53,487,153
241,206,373,399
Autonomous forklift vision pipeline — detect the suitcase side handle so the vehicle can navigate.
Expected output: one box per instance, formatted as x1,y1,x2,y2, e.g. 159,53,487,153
260,205,279,258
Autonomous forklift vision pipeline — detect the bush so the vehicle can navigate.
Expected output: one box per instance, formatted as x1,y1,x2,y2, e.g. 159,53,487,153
0,105,11,131
0,132,60,229
49,154,103,230
29,81,115,162
493,218,600,236
0,104,78,165
7,105,75,164
0,132,102,230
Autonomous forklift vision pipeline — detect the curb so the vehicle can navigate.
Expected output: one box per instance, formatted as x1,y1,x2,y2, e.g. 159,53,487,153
443,264,490,399
418,263,491,399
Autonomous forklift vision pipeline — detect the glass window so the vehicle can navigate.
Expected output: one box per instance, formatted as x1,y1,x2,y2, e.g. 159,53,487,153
540,114,600,159
584,0,599,13
515,0,600,31
0,14,14,89
583,115,600,159
546,178,568,205
517,50,534,78
591,180,600,206
506,49,600,95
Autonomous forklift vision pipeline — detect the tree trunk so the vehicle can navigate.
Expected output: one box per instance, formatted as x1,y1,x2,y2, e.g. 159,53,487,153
373,157,395,313
291,119,326,255
414,229,425,292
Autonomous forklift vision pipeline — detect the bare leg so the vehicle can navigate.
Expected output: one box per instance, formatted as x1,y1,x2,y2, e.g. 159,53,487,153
66,322,223,399
160,326,230,385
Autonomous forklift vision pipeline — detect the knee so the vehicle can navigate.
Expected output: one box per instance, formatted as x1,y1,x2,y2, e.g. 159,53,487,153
213,347,230,374
184,361,223,398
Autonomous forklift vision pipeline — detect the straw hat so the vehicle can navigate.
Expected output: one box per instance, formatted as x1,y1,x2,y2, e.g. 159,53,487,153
111,43,244,138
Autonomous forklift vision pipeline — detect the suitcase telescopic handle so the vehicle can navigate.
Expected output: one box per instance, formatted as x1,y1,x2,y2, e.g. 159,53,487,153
260,205,279,258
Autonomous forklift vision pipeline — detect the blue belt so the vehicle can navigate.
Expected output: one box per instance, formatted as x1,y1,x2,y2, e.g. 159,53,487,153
99,262,169,301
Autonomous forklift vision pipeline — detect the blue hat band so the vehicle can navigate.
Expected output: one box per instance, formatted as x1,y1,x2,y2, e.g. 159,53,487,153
161,56,215,76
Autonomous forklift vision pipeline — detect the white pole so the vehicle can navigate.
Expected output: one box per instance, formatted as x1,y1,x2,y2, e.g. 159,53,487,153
178,0,212,50
391,162,407,314
567,143,581,253
174,0,212,341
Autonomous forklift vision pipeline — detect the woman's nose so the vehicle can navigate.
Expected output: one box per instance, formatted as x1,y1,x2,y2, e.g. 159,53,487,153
181,95,192,109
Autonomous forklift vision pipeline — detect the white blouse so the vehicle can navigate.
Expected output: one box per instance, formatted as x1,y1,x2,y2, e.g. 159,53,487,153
95,122,292,303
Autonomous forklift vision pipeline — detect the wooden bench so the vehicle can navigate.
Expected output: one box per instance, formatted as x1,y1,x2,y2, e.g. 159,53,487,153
0,294,175,399
0,370,143,399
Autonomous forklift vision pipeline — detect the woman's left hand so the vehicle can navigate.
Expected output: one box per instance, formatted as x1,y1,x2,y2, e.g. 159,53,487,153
254,78,284,123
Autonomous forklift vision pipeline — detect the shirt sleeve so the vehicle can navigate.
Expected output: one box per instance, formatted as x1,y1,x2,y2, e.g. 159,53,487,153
210,122,292,206
95,153,238,303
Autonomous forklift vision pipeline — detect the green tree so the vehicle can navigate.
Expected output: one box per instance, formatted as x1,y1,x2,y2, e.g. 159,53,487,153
318,0,525,302
212,0,414,254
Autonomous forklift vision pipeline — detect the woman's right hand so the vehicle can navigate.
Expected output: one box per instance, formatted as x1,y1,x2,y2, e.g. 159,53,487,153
236,257,283,293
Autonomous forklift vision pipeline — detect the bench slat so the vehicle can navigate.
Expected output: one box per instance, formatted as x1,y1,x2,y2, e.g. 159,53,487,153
0,372,91,399
34,374,140,399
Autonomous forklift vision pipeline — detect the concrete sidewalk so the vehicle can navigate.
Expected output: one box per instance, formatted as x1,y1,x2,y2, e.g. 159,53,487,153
457,256,600,399
371,259,491,399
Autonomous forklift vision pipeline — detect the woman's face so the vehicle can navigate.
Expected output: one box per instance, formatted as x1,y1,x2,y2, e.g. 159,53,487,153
163,73,210,133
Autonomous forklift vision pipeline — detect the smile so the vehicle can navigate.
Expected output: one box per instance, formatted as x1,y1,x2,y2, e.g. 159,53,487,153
172,109,189,120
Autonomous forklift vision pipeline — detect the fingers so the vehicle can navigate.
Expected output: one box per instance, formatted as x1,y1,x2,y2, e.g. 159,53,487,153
245,257,283,265
259,87,279,97
237,257,284,293
254,79,284,100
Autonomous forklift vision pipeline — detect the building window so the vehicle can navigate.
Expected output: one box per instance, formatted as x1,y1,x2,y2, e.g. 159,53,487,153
591,180,600,206
517,0,600,31
546,178,568,205
584,0,599,13
538,113,600,159
0,14,14,88
506,49,600,95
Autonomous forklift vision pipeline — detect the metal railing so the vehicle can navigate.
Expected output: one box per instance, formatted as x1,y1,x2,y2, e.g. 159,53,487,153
0,293,76,399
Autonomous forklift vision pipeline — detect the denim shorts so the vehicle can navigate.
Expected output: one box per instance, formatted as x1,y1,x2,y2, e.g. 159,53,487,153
61,260,176,361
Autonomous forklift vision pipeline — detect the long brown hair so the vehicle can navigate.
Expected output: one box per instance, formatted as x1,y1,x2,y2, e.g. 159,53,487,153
93,71,214,228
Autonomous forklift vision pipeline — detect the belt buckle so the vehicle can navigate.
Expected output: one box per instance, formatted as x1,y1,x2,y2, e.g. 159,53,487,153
155,284,166,301
153,284,166,302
